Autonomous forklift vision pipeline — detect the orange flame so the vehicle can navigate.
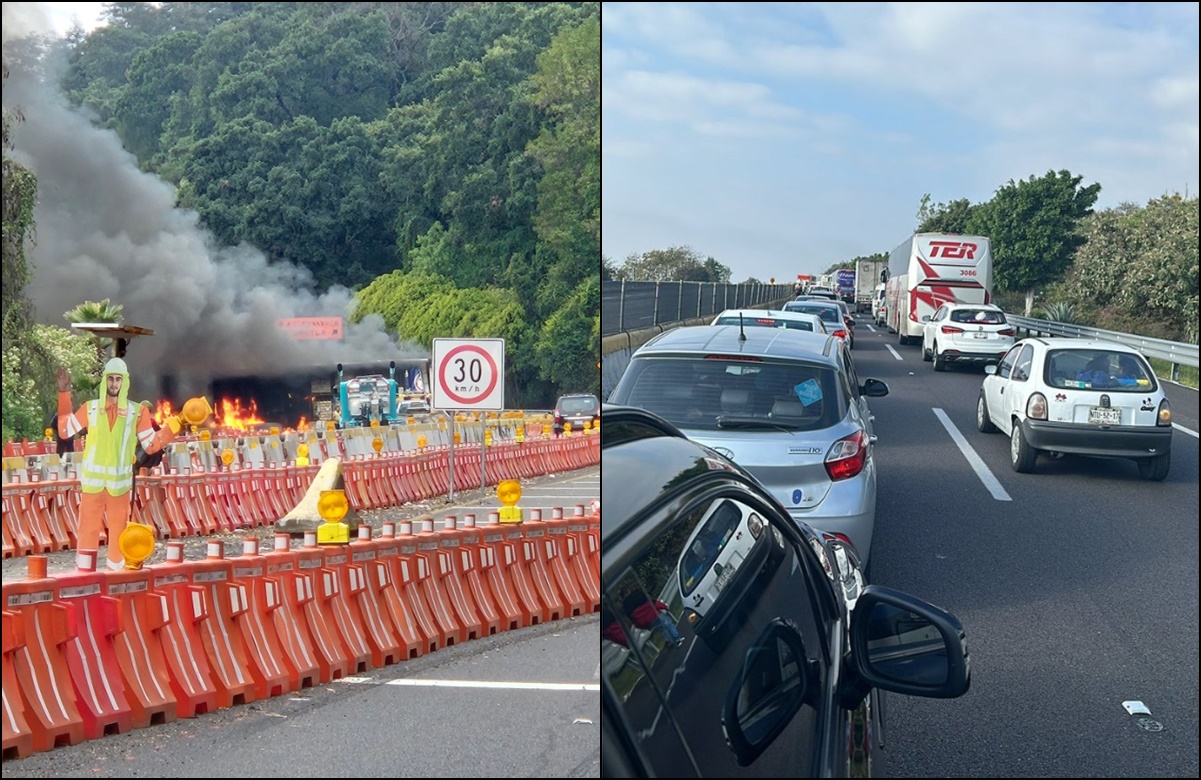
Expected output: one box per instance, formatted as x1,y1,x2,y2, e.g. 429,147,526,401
213,398,266,431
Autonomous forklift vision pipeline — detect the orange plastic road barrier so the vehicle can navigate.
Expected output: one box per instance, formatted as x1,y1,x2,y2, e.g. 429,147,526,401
104,565,178,730
30,476,71,552
450,514,504,636
393,457,418,505
189,541,257,709
341,459,365,512
203,470,234,534
262,534,319,689
242,466,277,525
516,515,565,623
385,524,444,654
396,521,458,649
416,519,476,644
133,468,172,540
265,463,292,519
534,508,588,618
492,516,551,626
218,470,249,531
2,481,36,558
2,610,35,761
229,538,294,699
150,542,220,718
292,534,354,683
8,477,55,555
345,526,406,666
317,543,373,675
228,465,262,527
4,556,87,753
56,562,135,741
161,470,200,537
366,458,389,510
475,516,524,631
438,515,497,638
186,468,220,535
566,506,600,613
371,523,428,659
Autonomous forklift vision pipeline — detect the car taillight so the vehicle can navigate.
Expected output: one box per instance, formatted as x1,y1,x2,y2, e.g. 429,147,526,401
747,513,764,538
825,430,868,480
998,328,1015,336
1027,392,1048,420
1157,399,1172,426
940,325,964,335
832,329,848,340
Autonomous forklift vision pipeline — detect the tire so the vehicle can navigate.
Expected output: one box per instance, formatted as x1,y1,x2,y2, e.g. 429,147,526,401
976,394,998,433
898,330,908,346
1009,422,1038,473
1137,452,1170,481
922,343,932,362
932,345,946,372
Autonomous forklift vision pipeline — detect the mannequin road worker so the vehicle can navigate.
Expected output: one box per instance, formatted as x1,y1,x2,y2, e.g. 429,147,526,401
57,358,204,570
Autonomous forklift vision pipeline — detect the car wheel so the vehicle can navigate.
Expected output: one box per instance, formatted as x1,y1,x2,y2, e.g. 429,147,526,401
922,342,932,362
1009,422,1038,473
932,345,946,372
976,394,997,433
1136,452,1170,481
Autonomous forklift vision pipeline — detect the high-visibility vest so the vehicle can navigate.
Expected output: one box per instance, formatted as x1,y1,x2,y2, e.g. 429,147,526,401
78,400,138,496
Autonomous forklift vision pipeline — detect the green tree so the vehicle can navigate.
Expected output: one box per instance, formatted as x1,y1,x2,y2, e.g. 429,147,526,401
617,246,729,282
966,170,1101,315
63,299,125,379
917,195,975,233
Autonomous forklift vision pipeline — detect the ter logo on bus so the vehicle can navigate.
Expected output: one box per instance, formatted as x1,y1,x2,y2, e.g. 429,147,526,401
928,241,977,260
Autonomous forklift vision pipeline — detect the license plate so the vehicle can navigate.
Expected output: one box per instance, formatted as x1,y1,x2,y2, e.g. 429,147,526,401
973,332,989,339
715,564,735,592
1088,407,1121,425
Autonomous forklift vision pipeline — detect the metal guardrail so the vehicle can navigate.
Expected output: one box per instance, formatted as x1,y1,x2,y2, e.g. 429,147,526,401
1008,315,1198,381
602,280,794,336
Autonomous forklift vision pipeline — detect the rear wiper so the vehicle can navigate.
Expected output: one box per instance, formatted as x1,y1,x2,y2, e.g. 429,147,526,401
715,416,800,432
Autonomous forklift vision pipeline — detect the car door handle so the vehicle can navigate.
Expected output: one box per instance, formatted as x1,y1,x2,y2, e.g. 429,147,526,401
869,434,878,444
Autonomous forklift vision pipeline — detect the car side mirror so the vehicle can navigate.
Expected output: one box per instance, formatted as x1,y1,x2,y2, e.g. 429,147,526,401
984,364,997,375
861,378,889,397
921,315,931,322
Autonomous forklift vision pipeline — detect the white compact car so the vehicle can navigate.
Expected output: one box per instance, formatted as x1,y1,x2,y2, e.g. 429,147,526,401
921,303,1015,371
976,338,1172,479
710,309,827,335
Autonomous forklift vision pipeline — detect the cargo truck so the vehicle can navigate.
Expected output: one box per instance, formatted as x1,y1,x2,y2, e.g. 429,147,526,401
854,258,889,313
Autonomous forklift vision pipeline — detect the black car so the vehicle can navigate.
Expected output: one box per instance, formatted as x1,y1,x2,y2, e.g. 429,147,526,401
600,405,971,778
553,392,600,435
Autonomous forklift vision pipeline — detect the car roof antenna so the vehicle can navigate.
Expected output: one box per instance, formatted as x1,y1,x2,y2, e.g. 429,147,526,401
739,313,747,342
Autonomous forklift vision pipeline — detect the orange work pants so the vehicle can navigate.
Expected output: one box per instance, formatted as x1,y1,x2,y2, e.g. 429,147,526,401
78,489,133,566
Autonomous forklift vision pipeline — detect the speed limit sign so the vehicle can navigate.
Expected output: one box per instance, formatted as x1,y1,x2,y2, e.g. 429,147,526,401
432,338,506,411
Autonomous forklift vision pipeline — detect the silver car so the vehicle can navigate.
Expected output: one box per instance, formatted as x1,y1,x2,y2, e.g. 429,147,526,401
606,325,889,568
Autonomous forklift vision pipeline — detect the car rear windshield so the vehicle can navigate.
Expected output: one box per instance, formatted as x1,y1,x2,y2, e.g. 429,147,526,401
950,309,1006,324
559,396,598,413
784,303,841,324
1046,349,1156,391
616,355,843,431
713,316,815,332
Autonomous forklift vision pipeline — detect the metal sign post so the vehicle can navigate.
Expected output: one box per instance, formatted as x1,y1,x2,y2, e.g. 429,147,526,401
446,412,456,502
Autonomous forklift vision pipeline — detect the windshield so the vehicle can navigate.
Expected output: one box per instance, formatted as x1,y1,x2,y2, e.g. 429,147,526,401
559,396,598,413
616,356,842,431
679,499,743,597
713,316,815,332
785,303,841,323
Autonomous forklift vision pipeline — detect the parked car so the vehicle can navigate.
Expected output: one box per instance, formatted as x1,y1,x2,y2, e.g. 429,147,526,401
605,324,887,567
600,404,971,778
921,303,1015,371
552,392,600,436
710,308,827,334
784,299,853,348
976,338,1172,479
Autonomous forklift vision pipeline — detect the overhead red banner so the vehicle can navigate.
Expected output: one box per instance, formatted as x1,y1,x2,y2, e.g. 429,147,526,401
277,317,344,340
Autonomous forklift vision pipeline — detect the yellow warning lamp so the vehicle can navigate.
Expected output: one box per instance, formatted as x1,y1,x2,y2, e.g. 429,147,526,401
270,426,280,436
497,479,523,524
417,434,428,449
370,419,380,428
407,416,416,425
484,429,493,447
326,420,336,431
372,437,383,453
316,489,350,544
515,426,525,444
564,421,573,437
180,396,213,427
44,428,53,442
119,522,156,569
453,432,461,444
199,429,211,441
221,448,236,466
297,443,310,458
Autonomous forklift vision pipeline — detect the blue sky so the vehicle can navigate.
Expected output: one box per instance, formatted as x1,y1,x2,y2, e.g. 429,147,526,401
602,2,1199,283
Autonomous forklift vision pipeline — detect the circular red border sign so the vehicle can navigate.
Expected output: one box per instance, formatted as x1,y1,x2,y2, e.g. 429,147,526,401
438,344,499,406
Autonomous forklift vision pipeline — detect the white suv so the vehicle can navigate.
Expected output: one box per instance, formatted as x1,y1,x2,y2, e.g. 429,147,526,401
921,303,1015,371
976,338,1173,479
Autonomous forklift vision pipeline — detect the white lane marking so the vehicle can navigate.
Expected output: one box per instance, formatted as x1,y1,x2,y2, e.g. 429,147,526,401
885,345,904,360
344,678,599,691
932,408,1012,501
1171,422,1198,439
